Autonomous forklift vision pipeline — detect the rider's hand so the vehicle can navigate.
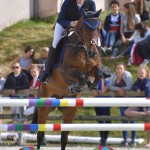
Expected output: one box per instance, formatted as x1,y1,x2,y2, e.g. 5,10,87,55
70,21,78,27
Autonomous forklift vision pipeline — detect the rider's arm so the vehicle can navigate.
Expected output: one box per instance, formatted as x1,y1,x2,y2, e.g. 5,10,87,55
57,0,72,28
90,0,96,12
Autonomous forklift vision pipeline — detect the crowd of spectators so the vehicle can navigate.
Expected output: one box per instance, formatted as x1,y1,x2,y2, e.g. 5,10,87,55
95,0,150,148
93,63,150,148
100,0,150,66
0,46,48,143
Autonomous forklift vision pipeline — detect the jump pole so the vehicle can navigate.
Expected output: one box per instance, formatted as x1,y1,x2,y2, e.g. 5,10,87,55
0,123,150,131
0,133,145,145
0,97,150,107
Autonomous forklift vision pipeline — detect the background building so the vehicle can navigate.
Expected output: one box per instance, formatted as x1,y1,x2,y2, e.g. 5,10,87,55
0,0,134,31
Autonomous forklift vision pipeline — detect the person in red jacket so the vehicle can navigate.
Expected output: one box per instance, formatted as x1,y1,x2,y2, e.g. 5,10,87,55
30,66,40,91
24,66,40,116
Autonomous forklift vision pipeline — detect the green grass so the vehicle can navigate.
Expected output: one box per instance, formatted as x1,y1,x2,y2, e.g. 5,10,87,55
0,17,57,65
0,12,150,147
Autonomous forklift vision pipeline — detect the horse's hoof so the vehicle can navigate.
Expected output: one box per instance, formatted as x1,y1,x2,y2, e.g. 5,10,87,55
68,86,81,93
87,81,97,90
68,85,77,94
41,137,47,146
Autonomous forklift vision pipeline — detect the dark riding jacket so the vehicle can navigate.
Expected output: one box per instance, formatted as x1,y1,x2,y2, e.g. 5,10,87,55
4,71,29,90
104,12,122,32
57,0,96,28
132,78,150,97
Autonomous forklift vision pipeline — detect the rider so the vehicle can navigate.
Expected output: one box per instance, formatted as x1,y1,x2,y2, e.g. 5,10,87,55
38,0,96,83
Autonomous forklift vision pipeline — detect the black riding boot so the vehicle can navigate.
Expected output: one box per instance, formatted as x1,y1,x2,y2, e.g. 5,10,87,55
38,45,56,82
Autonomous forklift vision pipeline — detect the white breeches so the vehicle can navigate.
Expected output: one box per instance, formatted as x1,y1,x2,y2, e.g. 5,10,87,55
52,23,65,48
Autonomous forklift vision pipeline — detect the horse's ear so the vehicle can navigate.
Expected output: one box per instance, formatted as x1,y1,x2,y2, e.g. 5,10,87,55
94,9,102,18
81,9,88,18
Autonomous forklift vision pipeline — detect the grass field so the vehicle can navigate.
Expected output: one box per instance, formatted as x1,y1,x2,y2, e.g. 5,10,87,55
0,11,150,147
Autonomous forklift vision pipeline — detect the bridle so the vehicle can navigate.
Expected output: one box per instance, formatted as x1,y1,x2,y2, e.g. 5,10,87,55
65,17,100,56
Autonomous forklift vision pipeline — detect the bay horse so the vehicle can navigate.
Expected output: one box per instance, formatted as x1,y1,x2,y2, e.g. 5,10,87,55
36,9,103,150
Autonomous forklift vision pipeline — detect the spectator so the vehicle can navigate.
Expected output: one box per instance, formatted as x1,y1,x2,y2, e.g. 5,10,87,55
36,47,49,65
111,2,141,59
108,63,136,147
108,63,132,95
125,65,150,148
4,62,29,92
92,77,111,146
132,24,150,65
0,68,6,91
23,66,40,116
33,47,49,70
145,0,150,14
30,66,40,92
0,68,6,143
121,23,150,65
12,45,35,82
3,62,29,117
132,0,149,22
101,0,122,55
0,105,2,144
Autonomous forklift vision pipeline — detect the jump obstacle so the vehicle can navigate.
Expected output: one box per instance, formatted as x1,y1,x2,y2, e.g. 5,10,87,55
0,97,149,146
0,97,150,107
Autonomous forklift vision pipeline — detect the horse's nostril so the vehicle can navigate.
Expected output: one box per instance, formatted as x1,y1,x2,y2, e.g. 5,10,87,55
91,39,96,45
88,50,97,58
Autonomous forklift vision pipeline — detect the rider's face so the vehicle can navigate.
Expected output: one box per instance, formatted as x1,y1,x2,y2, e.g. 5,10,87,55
76,0,85,5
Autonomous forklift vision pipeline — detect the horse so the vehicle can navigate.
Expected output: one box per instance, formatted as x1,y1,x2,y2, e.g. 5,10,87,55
36,9,104,150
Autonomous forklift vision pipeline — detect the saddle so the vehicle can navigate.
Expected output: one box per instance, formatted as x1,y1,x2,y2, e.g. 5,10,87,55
52,28,73,70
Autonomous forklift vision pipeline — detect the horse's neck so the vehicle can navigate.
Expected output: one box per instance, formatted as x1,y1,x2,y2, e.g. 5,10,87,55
68,20,83,44
75,19,82,32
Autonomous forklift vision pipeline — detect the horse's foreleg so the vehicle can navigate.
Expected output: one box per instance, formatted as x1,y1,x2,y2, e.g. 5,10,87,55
61,107,77,150
37,107,51,150
87,68,103,90
65,68,86,93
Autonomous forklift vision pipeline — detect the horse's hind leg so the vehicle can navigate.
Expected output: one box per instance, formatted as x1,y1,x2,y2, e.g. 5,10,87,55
37,107,53,149
60,107,77,150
